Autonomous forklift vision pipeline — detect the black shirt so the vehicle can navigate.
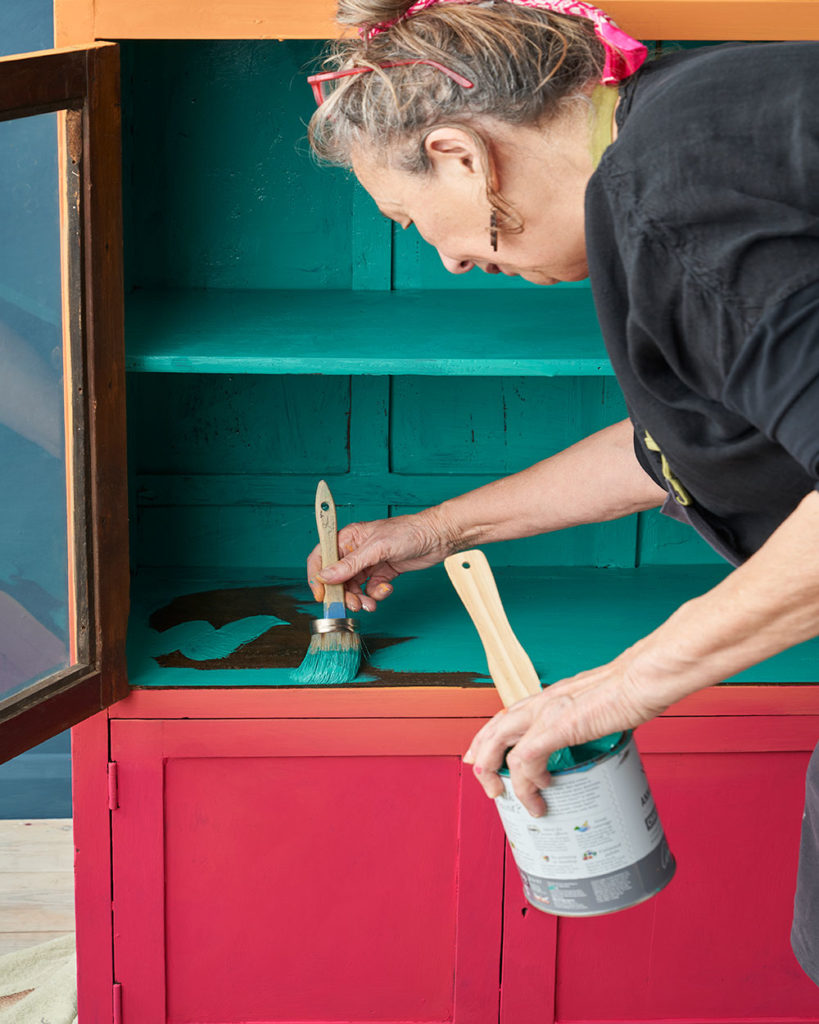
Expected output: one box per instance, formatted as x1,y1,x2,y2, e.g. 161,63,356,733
585,42,819,564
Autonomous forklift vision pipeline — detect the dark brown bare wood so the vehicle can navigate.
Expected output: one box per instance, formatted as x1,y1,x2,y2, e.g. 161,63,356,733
83,44,130,706
64,105,92,678
0,674,107,763
0,48,87,122
0,43,129,763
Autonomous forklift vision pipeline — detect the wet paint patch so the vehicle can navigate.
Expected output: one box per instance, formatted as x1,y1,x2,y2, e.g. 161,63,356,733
147,583,490,687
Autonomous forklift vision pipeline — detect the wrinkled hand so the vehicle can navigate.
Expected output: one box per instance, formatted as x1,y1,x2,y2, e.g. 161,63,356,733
463,653,672,817
307,507,456,612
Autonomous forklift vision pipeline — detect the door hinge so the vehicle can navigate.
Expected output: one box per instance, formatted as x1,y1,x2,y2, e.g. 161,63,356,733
113,981,122,1024
107,761,119,811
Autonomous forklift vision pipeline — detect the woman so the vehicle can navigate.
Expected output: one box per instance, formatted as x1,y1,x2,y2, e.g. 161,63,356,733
305,0,819,979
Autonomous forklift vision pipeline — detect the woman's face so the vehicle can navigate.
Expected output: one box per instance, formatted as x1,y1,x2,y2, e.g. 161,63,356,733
352,121,592,285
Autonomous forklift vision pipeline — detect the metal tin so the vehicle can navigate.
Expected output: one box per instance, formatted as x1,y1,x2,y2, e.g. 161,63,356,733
309,617,358,635
495,731,675,916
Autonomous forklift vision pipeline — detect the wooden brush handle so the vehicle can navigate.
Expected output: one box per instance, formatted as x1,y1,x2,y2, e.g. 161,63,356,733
315,480,346,613
444,550,541,707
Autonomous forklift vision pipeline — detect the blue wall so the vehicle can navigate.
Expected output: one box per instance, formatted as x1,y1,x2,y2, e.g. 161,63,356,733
0,1,52,56
0,0,73,820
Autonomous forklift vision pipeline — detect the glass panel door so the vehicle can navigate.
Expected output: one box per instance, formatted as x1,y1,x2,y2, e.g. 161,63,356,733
0,110,79,703
0,44,128,761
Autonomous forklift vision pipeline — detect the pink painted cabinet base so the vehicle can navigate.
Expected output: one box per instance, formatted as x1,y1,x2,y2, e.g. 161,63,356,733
72,689,819,1023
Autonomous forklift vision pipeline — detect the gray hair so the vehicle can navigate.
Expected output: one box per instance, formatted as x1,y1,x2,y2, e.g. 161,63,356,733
308,0,606,175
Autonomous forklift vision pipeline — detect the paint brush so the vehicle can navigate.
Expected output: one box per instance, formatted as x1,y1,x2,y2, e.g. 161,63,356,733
444,549,541,707
446,550,624,774
293,480,361,684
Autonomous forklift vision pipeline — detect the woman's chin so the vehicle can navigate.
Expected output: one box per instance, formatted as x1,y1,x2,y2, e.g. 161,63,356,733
522,266,589,285
521,271,560,285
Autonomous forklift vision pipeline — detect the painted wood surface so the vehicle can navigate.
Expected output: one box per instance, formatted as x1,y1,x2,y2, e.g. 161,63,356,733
128,365,723,576
68,703,819,1022
124,288,612,375
128,370,647,568
126,565,819,689
500,840,558,1024
106,684,819,721
54,0,819,43
71,711,114,1024
110,716,505,1024
120,41,343,294
115,38,733,588
555,748,819,1021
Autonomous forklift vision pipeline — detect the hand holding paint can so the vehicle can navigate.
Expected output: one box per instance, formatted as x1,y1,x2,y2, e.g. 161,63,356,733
496,731,675,915
444,551,675,917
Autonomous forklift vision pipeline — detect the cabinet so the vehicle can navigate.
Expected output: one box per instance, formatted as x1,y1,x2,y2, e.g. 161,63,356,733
73,688,819,1023
0,1,817,1021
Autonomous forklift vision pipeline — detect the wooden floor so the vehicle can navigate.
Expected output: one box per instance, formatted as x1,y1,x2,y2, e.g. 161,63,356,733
0,819,75,956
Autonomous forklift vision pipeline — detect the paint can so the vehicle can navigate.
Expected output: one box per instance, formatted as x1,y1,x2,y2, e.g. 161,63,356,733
495,731,675,916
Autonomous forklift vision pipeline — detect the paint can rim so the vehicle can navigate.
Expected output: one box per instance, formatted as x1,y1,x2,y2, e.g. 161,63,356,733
497,729,632,779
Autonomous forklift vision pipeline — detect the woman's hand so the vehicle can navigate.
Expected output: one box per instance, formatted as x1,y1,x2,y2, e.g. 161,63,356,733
463,652,672,817
307,506,458,612
304,421,667,612
465,490,819,817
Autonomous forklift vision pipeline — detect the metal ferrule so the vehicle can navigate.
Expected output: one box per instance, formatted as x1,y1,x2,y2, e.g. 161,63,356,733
310,617,358,636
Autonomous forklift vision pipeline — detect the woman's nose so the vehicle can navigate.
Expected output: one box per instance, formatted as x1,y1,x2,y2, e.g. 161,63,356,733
440,253,475,274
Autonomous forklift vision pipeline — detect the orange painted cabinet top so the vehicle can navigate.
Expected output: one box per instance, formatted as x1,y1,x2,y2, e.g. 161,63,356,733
54,0,819,46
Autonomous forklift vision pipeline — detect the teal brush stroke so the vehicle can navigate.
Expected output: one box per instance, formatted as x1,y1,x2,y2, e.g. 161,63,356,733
149,615,286,662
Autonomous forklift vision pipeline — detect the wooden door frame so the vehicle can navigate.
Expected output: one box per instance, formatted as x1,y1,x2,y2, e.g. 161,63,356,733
0,44,129,762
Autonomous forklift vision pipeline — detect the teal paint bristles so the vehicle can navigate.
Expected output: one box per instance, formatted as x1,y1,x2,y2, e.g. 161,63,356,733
293,480,361,685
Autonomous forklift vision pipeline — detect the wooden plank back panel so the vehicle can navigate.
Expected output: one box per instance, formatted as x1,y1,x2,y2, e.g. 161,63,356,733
56,0,819,43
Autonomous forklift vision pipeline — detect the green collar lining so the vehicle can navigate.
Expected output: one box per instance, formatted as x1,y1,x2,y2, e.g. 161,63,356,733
590,85,618,169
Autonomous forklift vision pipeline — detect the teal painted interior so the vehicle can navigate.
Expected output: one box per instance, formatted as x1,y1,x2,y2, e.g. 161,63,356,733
124,289,613,375
128,566,819,687
121,40,806,688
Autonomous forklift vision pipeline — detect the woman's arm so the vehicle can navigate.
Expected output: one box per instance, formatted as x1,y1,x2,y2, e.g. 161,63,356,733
310,418,666,610
464,488,819,816
435,417,666,547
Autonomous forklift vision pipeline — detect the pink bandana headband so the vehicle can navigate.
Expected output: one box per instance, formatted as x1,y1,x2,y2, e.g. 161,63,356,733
361,0,647,84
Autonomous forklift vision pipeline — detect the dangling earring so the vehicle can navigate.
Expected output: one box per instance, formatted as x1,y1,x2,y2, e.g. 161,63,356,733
489,208,498,252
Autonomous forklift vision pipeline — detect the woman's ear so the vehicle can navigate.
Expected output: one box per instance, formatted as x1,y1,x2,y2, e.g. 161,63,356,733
424,126,490,180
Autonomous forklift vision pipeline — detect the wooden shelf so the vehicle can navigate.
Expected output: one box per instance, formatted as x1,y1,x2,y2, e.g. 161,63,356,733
125,288,612,376
56,0,819,44
128,563,819,688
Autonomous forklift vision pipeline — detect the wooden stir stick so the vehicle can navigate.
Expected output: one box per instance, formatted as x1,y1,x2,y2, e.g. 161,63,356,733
444,549,542,708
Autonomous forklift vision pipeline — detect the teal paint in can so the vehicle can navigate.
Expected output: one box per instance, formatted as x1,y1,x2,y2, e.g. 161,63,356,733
496,732,675,916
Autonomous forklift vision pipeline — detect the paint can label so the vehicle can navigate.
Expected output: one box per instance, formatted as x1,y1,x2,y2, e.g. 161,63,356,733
495,733,675,916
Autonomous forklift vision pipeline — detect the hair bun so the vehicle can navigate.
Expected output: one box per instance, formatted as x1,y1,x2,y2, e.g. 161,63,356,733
336,0,417,31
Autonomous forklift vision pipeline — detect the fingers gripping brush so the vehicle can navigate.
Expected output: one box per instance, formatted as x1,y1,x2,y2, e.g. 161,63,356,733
293,480,361,684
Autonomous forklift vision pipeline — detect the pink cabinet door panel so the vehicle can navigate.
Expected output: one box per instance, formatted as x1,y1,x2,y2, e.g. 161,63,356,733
551,718,819,1022
110,717,504,1024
